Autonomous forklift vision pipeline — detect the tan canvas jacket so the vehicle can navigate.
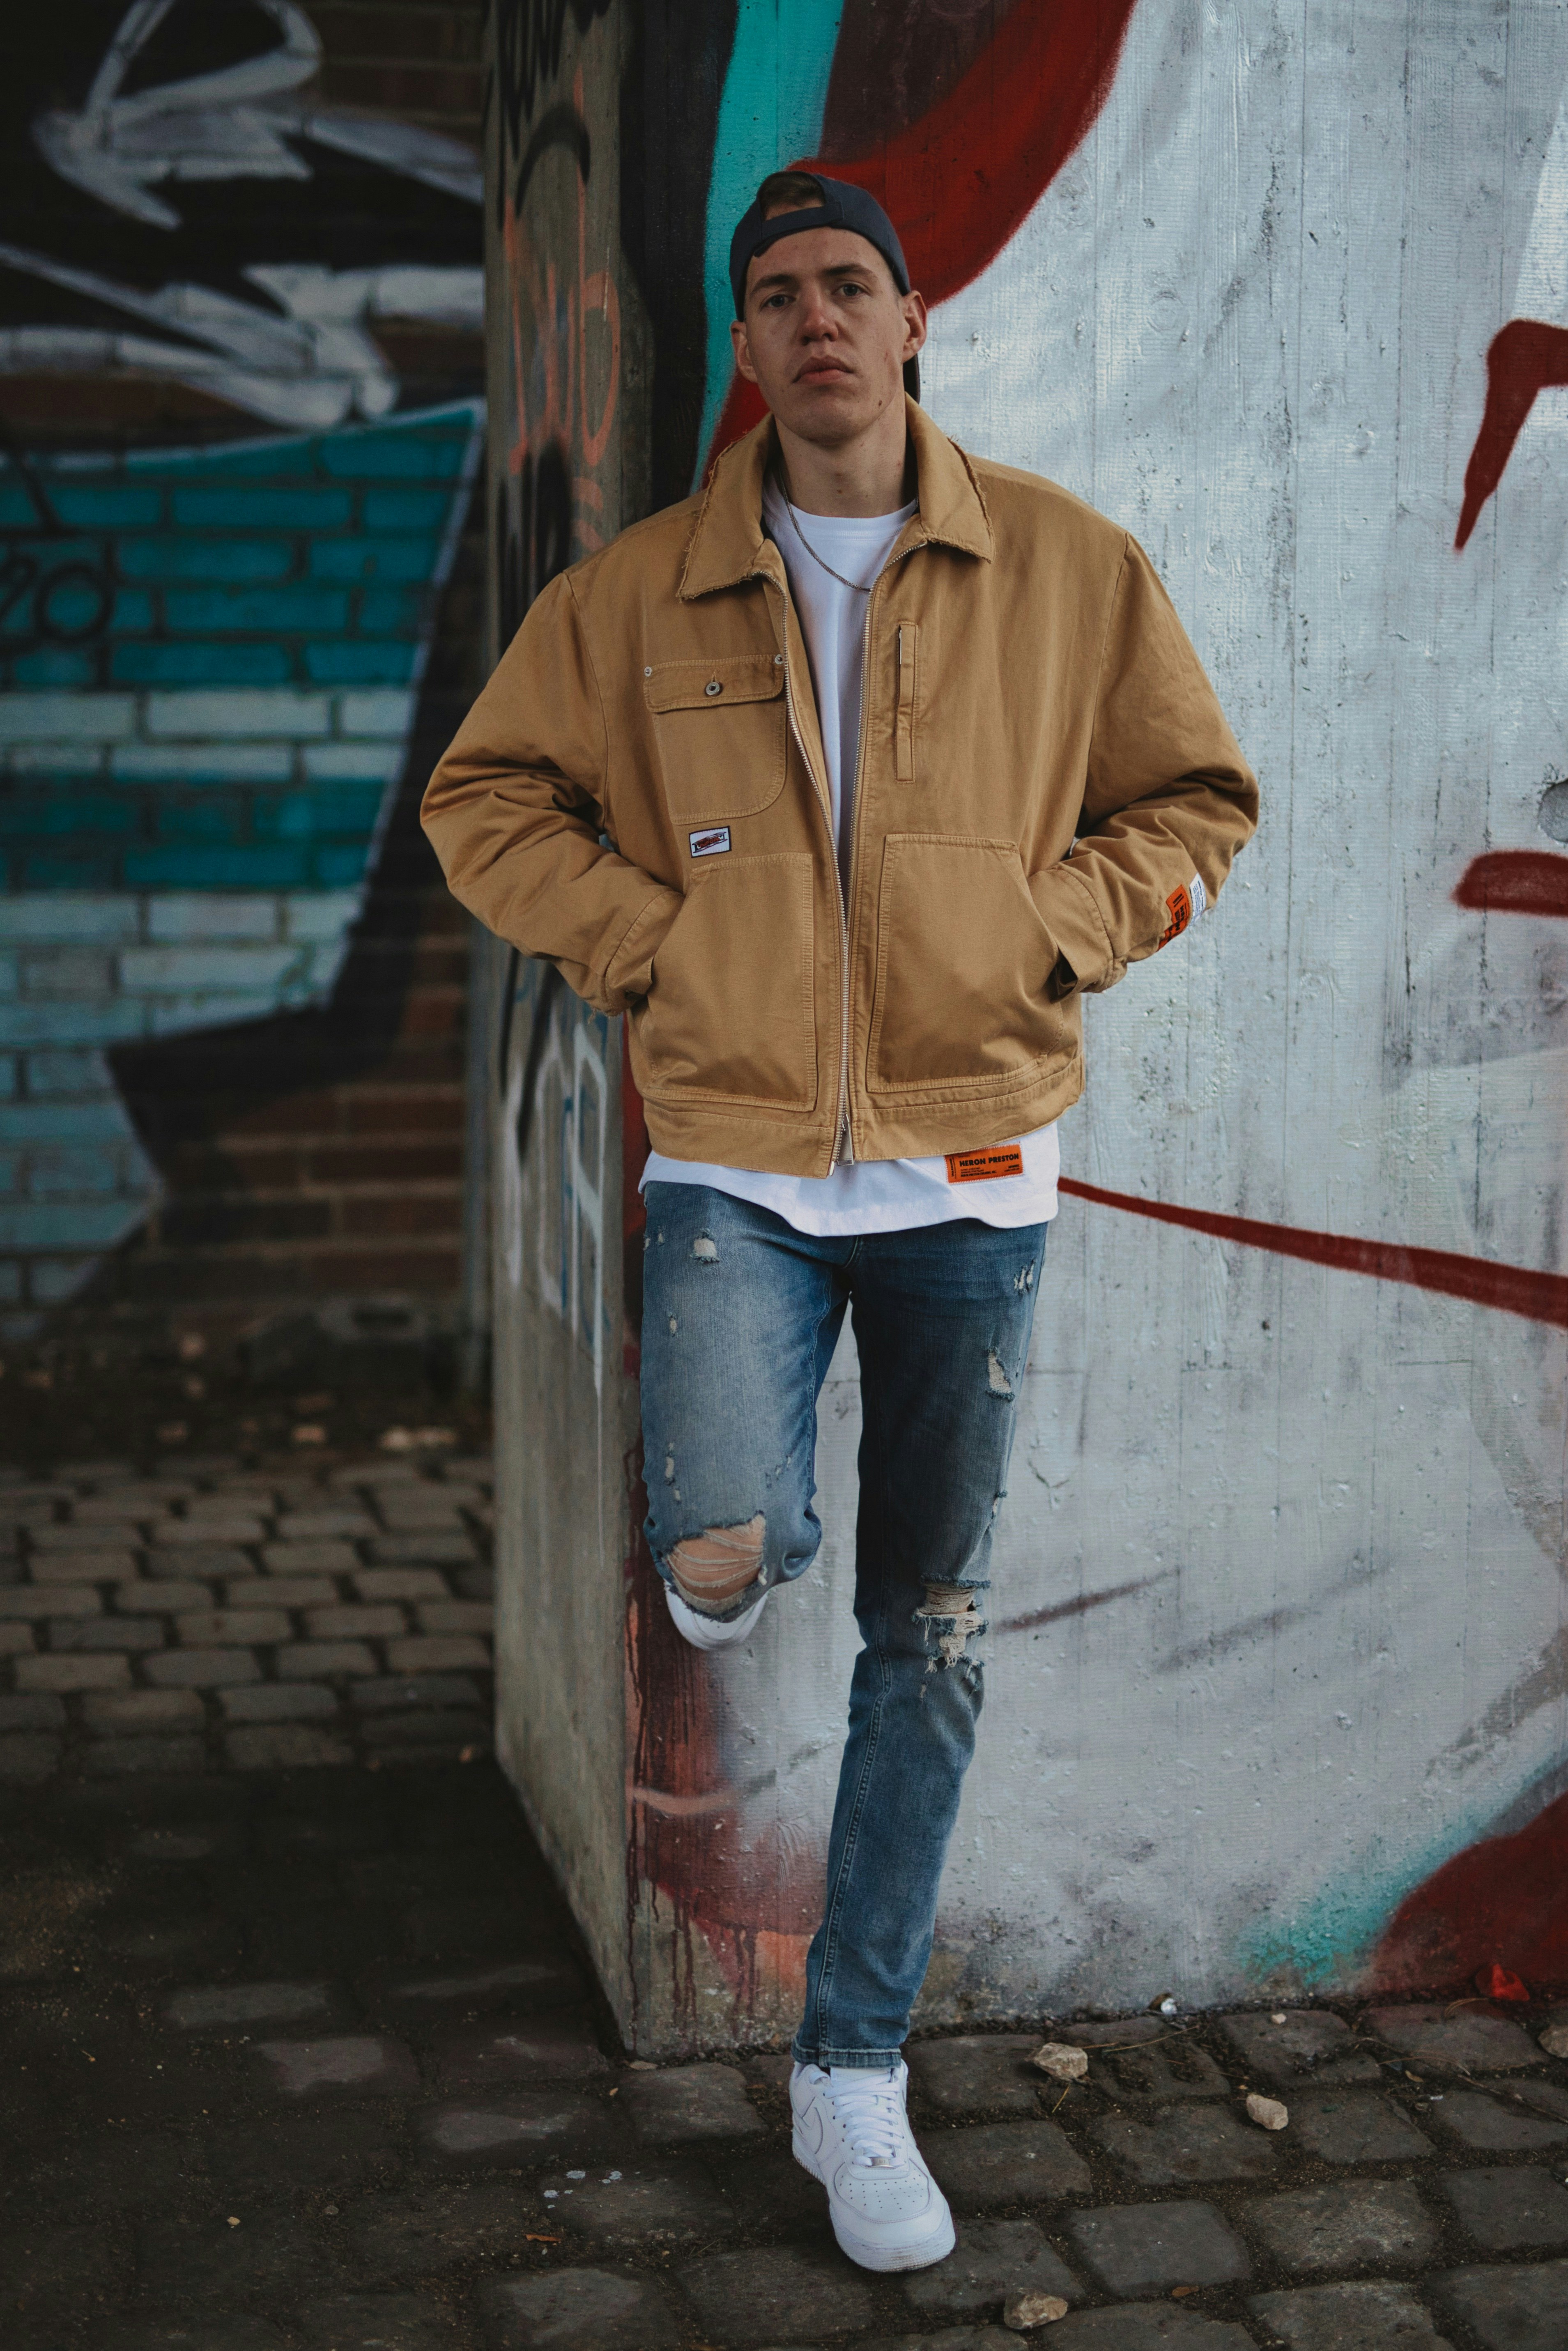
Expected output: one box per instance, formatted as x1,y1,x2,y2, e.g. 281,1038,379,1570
423,400,1258,1175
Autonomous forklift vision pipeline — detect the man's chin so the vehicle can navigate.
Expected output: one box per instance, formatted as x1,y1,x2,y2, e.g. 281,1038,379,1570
773,386,882,445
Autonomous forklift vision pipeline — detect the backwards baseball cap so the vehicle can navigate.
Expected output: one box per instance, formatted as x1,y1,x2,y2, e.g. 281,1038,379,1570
729,171,920,400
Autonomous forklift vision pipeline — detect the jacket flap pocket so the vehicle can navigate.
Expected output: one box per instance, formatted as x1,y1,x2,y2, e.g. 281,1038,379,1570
645,654,784,712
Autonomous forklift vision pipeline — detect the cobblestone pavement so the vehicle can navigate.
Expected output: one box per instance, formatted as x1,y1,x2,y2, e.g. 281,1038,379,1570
5,1753,1568,2350
0,1451,494,1781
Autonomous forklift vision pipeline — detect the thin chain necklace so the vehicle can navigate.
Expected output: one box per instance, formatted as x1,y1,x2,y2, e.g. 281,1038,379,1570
777,467,880,594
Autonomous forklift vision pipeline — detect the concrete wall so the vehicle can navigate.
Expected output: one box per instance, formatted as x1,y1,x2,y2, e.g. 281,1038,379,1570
490,0,1568,2052
0,2,486,1340
484,0,645,2033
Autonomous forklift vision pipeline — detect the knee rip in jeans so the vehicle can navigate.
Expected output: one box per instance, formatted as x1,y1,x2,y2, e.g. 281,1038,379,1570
986,1349,1014,1398
915,1581,986,1670
669,1514,765,1616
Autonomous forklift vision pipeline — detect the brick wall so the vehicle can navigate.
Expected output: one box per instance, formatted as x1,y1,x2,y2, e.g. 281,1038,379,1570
311,1,483,131
103,564,483,1314
0,2,486,1343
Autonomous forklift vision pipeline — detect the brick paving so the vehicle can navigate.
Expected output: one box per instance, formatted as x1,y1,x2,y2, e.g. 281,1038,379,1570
0,1451,494,1781
5,1448,1568,2349
4,1742,1568,2348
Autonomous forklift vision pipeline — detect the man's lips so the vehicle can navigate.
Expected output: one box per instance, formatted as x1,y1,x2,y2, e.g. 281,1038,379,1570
796,360,853,384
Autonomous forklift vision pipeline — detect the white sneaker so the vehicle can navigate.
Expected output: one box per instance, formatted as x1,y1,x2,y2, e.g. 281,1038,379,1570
664,1580,769,1651
790,2060,955,2272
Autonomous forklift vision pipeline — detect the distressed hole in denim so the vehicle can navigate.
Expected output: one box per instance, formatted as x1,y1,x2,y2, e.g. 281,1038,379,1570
664,1454,675,1483
986,1349,1014,1397
1014,1262,1035,1292
668,1316,678,1335
915,1581,985,1669
692,1234,719,1262
669,1514,766,1616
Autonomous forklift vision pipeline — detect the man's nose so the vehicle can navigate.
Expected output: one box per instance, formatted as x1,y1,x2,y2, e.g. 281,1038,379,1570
798,289,837,340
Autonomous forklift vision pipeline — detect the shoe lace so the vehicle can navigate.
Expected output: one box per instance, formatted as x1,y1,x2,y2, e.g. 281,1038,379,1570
828,2068,906,2168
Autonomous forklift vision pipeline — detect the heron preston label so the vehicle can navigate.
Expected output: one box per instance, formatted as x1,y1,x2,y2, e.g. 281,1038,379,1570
945,1145,1025,1184
1159,882,1193,945
1159,873,1207,945
689,825,731,858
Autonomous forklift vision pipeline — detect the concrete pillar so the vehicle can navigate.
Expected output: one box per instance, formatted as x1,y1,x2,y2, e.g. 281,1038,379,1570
487,1,1568,2054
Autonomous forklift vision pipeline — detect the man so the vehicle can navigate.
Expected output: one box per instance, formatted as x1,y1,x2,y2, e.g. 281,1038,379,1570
423,171,1256,2273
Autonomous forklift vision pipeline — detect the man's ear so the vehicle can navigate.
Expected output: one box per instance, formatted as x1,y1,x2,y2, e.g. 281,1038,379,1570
731,317,759,386
902,292,929,362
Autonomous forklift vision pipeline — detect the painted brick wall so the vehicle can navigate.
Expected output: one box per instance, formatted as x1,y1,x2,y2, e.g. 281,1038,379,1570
1,2,485,1340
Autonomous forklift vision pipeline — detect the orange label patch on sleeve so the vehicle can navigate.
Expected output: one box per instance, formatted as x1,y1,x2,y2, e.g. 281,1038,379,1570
945,1145,1025,1184
1158,882,1192,946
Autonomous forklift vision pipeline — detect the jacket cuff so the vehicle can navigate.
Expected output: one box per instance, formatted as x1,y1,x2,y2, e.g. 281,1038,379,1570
1029,862,1117,994
604,885,683,1009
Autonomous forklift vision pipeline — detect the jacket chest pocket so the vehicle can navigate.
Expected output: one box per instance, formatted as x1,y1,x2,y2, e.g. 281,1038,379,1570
644,654,787,822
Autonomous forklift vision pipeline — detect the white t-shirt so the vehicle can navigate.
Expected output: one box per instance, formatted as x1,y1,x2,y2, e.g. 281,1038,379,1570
641,481,1059,1236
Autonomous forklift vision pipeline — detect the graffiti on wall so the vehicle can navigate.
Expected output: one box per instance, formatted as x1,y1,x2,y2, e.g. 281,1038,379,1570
485,0,628,1394
496,959,609,1393
489,0,620,646
0,0,483,1333
602,0,1568,2024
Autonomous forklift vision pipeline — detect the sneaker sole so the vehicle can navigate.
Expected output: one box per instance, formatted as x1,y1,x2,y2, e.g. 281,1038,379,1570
830,2204,956,2273
665,1583,770,1650
791,2124,956,2273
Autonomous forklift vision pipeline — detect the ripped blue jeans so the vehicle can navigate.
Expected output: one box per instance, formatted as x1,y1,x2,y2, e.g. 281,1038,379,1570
640,1183,1047,2069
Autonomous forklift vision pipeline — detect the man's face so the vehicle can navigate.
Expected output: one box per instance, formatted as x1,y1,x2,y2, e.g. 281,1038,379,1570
732,225,927,447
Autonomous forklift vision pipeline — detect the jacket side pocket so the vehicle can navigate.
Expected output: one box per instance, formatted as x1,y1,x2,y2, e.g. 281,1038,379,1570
632,852,817,1110
868,832,1071,1099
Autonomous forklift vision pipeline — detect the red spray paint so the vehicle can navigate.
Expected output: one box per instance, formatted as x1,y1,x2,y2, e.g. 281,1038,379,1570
1456,318,1568,551
704,0,1139,472
1058,1177,1568,1333
1371,1790,1568,1997
1453,848,1568,919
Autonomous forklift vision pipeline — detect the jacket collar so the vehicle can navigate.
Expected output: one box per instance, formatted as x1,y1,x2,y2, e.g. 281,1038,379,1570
677,395,993,600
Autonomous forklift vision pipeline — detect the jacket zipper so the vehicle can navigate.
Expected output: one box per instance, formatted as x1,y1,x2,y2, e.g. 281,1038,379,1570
835,582,882,1165
777,611,851,1172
